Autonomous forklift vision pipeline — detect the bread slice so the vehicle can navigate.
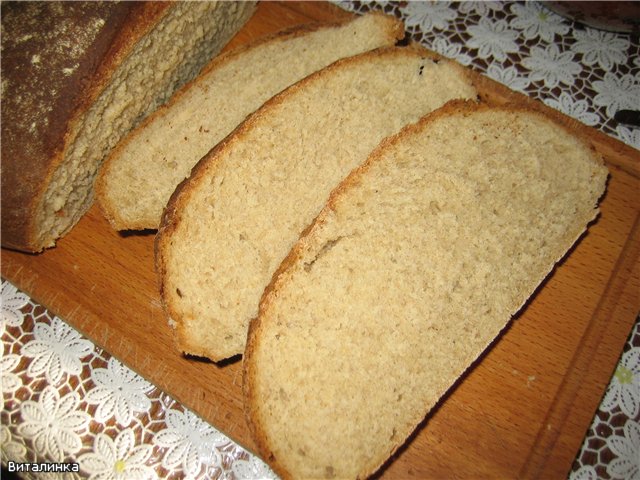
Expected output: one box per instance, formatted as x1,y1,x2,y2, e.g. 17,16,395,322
155,46,478,361
243,101,608,480
96,13,404,231
1,1,256,252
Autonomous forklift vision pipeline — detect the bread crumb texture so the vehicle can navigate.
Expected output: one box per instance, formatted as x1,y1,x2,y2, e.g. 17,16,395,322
157,46,477,361
244,102,608,479
97,13,403,230
1,1,255,251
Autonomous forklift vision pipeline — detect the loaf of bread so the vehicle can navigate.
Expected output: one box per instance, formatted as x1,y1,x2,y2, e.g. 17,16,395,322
243,101,608,480
0,1,256,252
96,13,404,231
155,45,478,362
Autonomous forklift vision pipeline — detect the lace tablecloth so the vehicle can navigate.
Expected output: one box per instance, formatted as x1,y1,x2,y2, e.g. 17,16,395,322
2,1,639,479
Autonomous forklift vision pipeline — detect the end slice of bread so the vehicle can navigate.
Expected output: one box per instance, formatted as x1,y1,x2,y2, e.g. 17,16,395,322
243,101,608,480
96,13,404,231
1,1,256,252
155,46,478,361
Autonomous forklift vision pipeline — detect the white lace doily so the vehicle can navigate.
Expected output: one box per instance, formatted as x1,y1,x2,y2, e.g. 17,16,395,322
1,281,276,480
569,321,640,480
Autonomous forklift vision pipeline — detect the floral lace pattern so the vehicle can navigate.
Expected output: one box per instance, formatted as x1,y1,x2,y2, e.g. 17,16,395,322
79,430,156,480
1,281,28,334
1,280,275,480
570,322,640,480
2,1,639,478
17,386,91,463
21,317,94,385
85,357,154,427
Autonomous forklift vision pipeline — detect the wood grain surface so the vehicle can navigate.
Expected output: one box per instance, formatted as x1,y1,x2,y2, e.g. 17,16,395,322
2,2,639,478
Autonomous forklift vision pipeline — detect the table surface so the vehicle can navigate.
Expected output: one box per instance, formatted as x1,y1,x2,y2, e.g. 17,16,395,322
2,1,640,479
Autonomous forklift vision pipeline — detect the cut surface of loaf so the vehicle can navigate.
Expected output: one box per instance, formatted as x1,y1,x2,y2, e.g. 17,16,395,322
96,12,404,231
243,101,608,480
155,46,478,361
0,1,256,252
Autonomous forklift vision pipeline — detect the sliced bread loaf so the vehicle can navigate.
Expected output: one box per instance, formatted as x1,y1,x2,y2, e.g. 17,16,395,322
96,13,404,231
1,1,255,252
243,101,608,480
155,46,478,361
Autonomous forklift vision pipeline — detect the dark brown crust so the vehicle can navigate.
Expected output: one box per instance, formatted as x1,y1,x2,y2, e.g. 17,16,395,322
242,99,608,479
1,1,172,252
153,44,453,359
97,12,404,230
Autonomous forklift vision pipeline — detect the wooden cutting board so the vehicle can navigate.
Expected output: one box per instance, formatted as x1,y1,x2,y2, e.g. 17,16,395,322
2,2,639,478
